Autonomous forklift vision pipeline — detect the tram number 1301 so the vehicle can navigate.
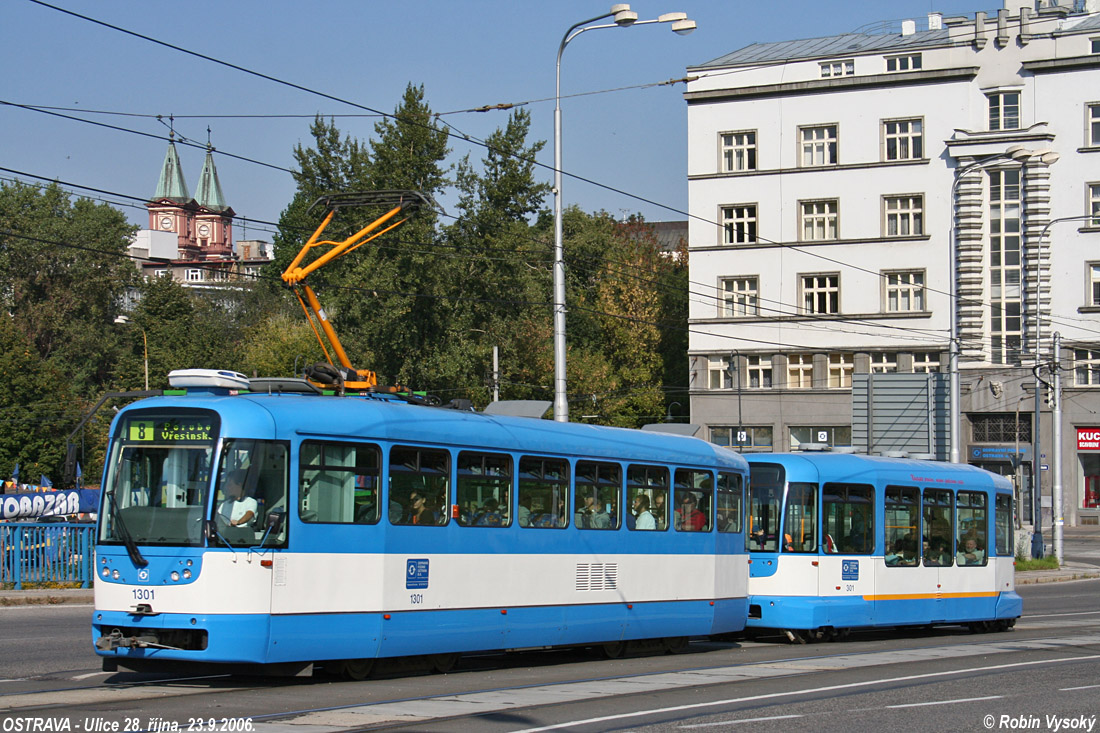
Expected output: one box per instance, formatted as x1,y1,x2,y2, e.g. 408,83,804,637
132,589,155,600
409,593,424,604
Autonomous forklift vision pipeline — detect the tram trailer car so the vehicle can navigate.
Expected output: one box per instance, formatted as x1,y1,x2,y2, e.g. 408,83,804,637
743,453,1020,642
93,372,750,675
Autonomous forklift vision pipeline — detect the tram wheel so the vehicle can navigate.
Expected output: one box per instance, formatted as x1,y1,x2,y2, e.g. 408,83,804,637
431,652,459,674
601,641,626,658
831,628,851,641
663,636,689,654
342,659,375,680
784,629,808,644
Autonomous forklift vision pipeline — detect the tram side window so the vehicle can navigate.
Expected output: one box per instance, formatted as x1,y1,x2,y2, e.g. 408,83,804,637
519,456,569,528
822,483,874,554
389,447,450,526
748,463,783,551
299,440,380,525
456,452,512,527
884,486,919,566
956,491,988,566
675,469,713,532
995,494,1013,556
923,489,954,566
627,465,669,531
215,439,289,546
575,461,621,530
717,471,743,533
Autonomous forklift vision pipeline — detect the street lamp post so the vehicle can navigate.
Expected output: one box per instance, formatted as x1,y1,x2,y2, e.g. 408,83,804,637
114,315,148,391
552,4,695,422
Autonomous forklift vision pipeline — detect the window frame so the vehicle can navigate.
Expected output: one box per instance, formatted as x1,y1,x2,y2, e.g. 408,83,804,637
988,90,1021,131
801,273,840,315
883,194,924,237
885,53,922,72
822,482,875,554
1089,104,1100,147
456,450,513,528
574,460,622,530
388,445,451,527
884,269,926,313
827,353,854,388
882,117,924,161
786,354,814,389
627,464,670,532
674,468,714,533
884,485,920,566
820,59,854,78
518,455,570,529
799,199,839,241
720,204,758,245
299,439,382,526
720,130,757,172
799,124,839,167
721,276,760,317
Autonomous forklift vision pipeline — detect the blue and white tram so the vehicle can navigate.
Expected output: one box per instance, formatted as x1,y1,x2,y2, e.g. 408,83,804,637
93,372,749,675
743,452,1020,641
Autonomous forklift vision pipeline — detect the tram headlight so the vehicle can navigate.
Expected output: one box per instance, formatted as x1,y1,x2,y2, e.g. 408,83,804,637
111,570,120,580
170,571,180,582
182,569,192,579
100,567,110,578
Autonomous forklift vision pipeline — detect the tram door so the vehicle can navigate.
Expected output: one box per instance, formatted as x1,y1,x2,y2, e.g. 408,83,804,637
922,489,954,622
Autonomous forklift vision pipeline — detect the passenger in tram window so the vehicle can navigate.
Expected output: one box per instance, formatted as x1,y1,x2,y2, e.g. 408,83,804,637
676,493,706,532
472,498,503,526
517,496,531,527
957,537,985,566
653,494,667,529
576,491,609,529
924,537,951,566
404,492,439,525
633,494,656,530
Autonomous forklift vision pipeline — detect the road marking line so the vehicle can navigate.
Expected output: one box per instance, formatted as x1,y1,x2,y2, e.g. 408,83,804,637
509,654,1100,733
886,695,1002,708
1025,611,1100,618
1060,683,1100,691
71,672,111,680
680,714,803,728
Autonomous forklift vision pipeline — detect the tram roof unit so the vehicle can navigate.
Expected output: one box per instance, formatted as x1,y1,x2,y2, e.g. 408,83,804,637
118,387,748,472
744,452,1012,492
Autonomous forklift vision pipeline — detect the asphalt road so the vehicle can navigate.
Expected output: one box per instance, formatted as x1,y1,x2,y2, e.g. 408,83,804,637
0,577,1097,733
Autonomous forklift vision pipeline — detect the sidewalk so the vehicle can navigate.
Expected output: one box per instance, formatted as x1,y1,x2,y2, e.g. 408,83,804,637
1014,559,1100,585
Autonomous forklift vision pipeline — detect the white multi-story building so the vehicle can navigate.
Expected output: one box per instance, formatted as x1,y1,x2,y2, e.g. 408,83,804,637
685,1,1100,526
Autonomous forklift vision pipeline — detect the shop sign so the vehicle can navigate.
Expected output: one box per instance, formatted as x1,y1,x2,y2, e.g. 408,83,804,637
1077,428,1100,450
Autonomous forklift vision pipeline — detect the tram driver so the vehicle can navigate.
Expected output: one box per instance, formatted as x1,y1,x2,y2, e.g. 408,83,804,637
217,470,257,540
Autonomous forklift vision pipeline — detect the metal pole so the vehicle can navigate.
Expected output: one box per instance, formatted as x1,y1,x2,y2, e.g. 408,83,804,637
1052,331,1063,565
1026,159,1045,559
491,345,500,403
142,329,149,392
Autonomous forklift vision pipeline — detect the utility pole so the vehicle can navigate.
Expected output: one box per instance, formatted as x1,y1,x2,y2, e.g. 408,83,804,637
491,346,500,403
1052,332,1064,565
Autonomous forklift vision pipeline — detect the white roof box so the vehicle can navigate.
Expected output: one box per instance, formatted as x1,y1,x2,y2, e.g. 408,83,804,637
168,369,250,391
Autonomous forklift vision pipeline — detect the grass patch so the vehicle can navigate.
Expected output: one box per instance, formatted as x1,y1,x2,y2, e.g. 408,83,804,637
1015,556,1060,571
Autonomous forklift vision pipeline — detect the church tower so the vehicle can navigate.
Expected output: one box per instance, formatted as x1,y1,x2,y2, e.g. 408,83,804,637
193,145,235,260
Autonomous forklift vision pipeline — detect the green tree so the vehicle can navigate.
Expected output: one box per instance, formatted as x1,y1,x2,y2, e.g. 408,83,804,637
0,181,138,393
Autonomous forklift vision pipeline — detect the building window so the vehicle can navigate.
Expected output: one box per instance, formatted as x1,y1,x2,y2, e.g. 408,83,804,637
885,195,924,237
971,413,1031,443
746,356,772,388
1092,38,1100,54
870,353,898,373
800,200,839,241
884,118,923,161
186,269,203,282
720,131,757,172
801,274,840,314
1090,264,1100,306
828,353,854,388
885,270,926,312
721,277,759,317
886,54,922,72
912,352,940,373
820,60,854,77
787,354,814,389
1076,349,1100,386
988,91,1020,131
711,426,773,449
1091,183,1100,227
721,204,757,244
913,352,941,373
800,125,838,166
989,169,1023,365
708,357,732,389
789,426,852,449
1090,105,1100,147
153,269,168,279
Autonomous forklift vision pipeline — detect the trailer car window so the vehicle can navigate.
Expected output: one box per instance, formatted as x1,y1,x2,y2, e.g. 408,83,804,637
457,452,512,527
956,491,988,566
299,440,380,525
519,457,569,528
822,483,873,554
627,465,669,531
675,469,713,532
575,461,621,530
995,494,1013,556
923,489,954,566
884,486,919,566
389,447,450,526
717,471,743,533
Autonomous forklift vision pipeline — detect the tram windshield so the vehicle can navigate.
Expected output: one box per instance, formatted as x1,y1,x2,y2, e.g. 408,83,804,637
100,410,219,547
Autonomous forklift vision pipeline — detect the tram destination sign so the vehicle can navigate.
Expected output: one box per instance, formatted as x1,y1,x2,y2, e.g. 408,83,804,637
123,416,215,444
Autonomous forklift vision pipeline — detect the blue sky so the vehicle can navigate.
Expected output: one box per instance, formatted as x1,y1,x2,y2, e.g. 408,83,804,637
2,1,997,239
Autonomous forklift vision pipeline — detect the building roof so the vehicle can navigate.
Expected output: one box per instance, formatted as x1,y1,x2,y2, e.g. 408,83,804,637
194,148,228,213
692,28,951,69
153,140,189,203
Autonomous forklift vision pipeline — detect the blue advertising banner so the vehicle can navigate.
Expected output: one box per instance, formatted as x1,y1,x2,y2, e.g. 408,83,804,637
0,490,99,520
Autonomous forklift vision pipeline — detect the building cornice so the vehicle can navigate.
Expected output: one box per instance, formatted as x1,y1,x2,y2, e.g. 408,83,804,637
684,67,978,105
690,234,931,253
1021,55,1100,74
689,157,927,182
689,310,934,326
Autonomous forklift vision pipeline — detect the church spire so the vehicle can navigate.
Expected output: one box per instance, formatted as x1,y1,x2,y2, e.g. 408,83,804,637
153,128,190,203
194,139,228,213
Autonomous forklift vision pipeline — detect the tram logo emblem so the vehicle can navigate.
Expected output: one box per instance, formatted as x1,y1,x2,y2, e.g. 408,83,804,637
138,569,149,581
406,558,429,589
841,560,859,581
